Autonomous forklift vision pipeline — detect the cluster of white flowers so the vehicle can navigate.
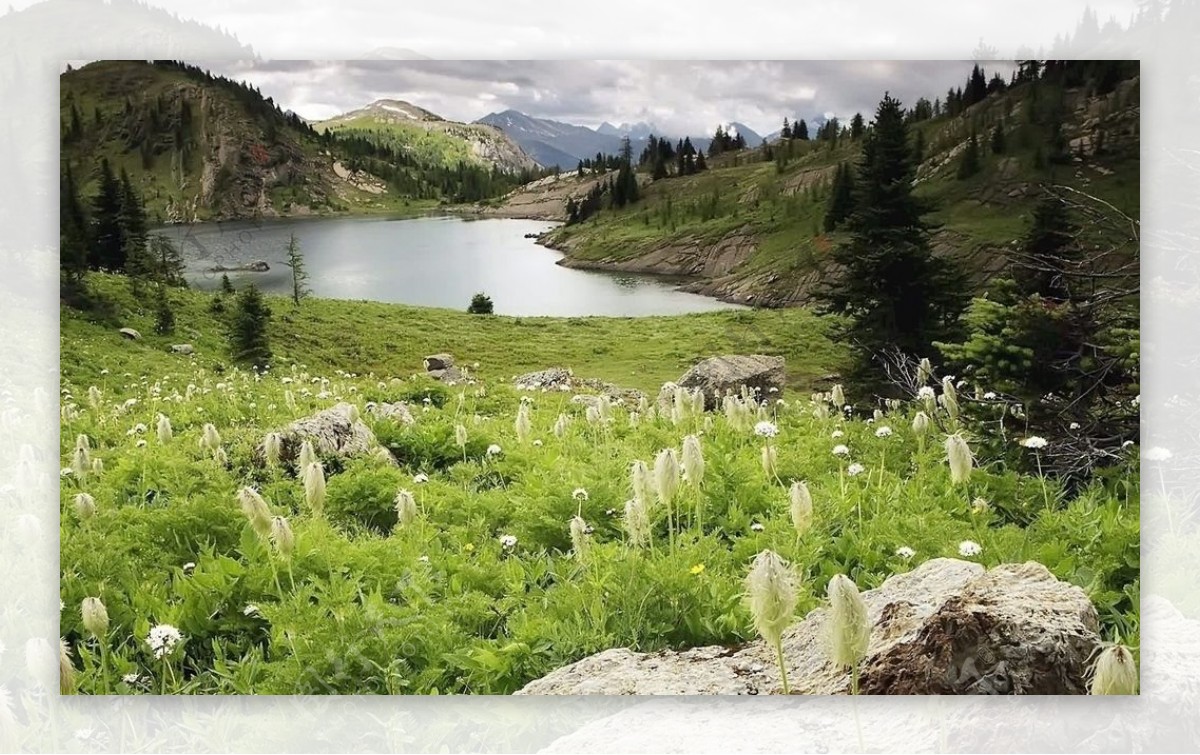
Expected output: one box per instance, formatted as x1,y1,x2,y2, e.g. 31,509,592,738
412,473,429,484
499,534,518,550
958,540,982,558
847,463,866,476
486,444,503,457
572,488,589,501
754,421,779,438
832,445,850,457
895,546,915,559
146,624,183,659
831,430,844,439
874,426,893,438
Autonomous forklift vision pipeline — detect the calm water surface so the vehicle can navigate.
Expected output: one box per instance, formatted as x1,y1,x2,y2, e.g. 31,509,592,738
163,215,739,317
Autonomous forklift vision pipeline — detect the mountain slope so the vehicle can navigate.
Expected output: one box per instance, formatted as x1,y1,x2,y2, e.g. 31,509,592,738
488,70,1140,308
60,61,535,223
315,99,538,173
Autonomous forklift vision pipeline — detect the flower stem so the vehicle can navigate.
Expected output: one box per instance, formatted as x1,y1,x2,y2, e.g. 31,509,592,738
774,638,790,694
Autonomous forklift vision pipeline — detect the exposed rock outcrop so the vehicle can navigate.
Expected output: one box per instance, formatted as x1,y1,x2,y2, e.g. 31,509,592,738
516,559,1099,695
676,355,786,410
260,403,393,467
118,328,141,340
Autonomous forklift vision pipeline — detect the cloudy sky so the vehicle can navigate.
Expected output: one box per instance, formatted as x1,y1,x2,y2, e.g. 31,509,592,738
197,59,1017,136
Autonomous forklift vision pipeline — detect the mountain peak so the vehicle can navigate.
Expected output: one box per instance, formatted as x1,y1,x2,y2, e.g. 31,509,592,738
361,99,443,122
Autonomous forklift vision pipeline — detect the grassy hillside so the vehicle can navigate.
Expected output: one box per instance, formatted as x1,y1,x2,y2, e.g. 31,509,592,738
534,73,1140,307
59,277,1138,695
315,102,539,175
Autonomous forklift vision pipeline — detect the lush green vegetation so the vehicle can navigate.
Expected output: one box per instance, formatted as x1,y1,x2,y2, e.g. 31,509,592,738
59,276,1138,694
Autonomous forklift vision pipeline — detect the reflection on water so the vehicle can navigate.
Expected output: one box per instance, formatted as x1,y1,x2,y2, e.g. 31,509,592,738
159,215,740,317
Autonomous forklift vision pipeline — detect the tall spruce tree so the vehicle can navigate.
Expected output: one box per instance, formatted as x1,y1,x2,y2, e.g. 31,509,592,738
90,158,126,271
1014,192,1077,301
817,93,966,387
957,130,982,179
283,233,311,305
795,119,809,140
849,113,865,140
230,283,272,369
823,162,855,231
60,163,89,284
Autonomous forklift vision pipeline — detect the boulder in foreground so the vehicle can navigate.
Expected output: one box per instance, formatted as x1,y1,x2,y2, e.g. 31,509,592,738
515,559,1098,695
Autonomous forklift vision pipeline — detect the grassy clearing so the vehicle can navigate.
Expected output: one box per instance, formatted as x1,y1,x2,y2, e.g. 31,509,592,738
59,276,1138,695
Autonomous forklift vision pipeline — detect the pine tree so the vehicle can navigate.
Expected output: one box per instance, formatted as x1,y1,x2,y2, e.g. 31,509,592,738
118,169,148,269
957,130,982,179
990,123,1006,154
781,118,792,140
146,234,187,287
823,162,855,231
816,93,966,386
154,285,175,335
90,158,126,271
695,151,707,172
60,163,89,284
1015,192,1077,301
849,113,865,140
230,284,272,369
795,119,809,140
283,233,310,306
221,273,235,294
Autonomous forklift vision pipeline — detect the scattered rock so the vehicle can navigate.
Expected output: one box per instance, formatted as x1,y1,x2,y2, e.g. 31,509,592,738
366,401,415,425
260,402,394,467
170,344,194,355
676,355,786,410
515,559,1099,695
427,367,465,384
423,353,455,371
118,327,141,340
514,367,574,391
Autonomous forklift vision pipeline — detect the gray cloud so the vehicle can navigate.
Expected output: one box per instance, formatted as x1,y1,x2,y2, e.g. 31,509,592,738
198,59,1016,136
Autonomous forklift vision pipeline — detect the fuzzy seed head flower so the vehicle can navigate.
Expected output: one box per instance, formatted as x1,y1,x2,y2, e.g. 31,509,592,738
237,487,273,538
91,457,104,475
653,448,680,507
745,550,798,648
940,390,960,420
156,414,172,444
873,409,884,422
826,574,870,669
945,433,973,486
146,624,183,660
515,403,533,443
59,638,75,694
1090,644,1139,695
681,434,705,487
394,489,417,527
917,357,933,385
499,534,518,551
88,385,102,408
789,481,813,536
917,385,936,404
569,515,590,562
200,423,221,451
832,444,850,457
971,497,990,515
485,444,502,457
958,540,982,557
269,516,295,557
831,384,845,408
630,460,651,505
941,375,957,403
623,497,651,547
71,446,89,479
80,597,108,638
297,440,317,473
761,444,778,478
263,432,282,466
1021,436,1048,450
895,546,915,559
672,386,691,424
754,420,779,438
847,462,865,477
454,423,468,448
572,487,589,501
413,472,429,483
912,411,931,435
303,461,326,515
346,403,360,424
586,404,602,425
875,425,893,438
73,492,96,520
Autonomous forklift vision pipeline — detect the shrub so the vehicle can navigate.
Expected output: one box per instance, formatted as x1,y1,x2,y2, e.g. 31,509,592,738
325,458,408,535
467,292,494,314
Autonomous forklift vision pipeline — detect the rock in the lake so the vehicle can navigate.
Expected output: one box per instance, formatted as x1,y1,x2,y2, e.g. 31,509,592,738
207,260,269,273
423,353,455,371
515,559,1099,695
260,402,393,467
170,344,194,355
676,355,785,410
118,327,141,340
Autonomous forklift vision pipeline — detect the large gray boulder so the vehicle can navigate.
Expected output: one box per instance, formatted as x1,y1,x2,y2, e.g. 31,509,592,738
260,402,393,468
423,353,455,371
677,355,785,410
515,559,1099,695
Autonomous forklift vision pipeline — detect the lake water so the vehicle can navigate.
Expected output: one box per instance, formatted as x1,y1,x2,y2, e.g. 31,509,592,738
162,215,739,317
